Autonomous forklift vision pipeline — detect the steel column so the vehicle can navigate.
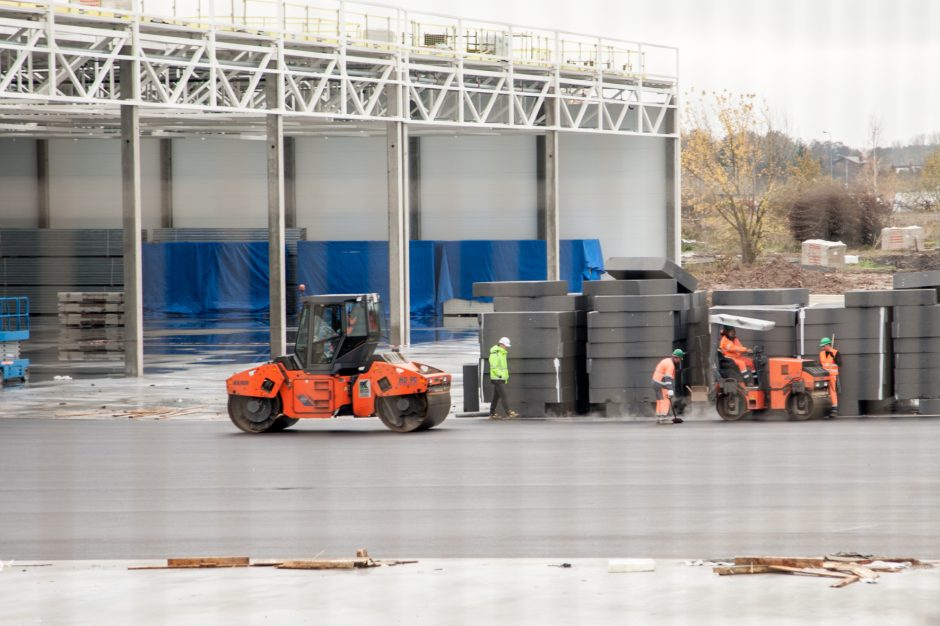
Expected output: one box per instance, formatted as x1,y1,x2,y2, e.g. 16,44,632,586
387,120,410,346
36,139,49,228
542,130,560,281
665,137,680,263
159,138,173,228
266,80,287,358
120,105,144,377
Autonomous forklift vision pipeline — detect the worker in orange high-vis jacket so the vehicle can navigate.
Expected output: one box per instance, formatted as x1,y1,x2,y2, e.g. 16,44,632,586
652,349,685,425
719,326,756,383
818,337,840,417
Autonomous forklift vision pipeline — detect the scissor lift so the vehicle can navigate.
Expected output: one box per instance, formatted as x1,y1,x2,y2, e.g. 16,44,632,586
0,297,30,384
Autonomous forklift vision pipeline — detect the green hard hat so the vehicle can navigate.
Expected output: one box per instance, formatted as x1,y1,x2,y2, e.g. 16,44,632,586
819,337,832,347
672,349,686,358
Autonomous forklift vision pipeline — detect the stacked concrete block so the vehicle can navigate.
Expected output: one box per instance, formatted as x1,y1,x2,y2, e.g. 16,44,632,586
892,301,940,415
474,281,586,417
57,292,125,361
584,272,700,416
893,270,940,297
798,304,895,417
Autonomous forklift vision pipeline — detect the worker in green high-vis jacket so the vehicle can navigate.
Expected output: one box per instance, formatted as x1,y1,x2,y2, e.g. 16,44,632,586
488,336,519,419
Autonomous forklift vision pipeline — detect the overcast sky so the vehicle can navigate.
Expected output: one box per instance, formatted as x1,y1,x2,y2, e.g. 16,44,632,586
380,0,940,148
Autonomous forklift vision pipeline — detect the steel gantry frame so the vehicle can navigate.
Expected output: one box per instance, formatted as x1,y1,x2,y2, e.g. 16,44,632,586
0,0,679,369
0,0,678,136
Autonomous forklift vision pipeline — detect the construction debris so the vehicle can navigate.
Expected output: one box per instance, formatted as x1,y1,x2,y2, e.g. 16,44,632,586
713,555,932,588
129,550,416,571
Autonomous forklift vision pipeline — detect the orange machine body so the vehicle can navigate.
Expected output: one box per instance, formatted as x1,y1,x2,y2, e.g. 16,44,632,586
226,358,451,419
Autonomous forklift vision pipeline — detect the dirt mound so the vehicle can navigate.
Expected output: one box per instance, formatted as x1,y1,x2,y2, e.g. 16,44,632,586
688,255,893,294
870,250,940,272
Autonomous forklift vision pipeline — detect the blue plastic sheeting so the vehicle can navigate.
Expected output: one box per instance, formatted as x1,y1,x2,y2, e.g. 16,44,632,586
143,242,271,317
436,239,604,303
298,239,603,315
296,241,437,317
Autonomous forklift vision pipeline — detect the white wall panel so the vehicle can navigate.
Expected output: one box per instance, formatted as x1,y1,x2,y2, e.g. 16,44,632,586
172,137,267,228
420,135,537,240
47,138,160,229
294,136,387,240
0,138,38,227
559,134,667,259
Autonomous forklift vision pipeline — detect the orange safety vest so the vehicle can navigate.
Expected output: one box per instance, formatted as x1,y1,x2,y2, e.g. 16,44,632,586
819,347,839,369
653,357,676,385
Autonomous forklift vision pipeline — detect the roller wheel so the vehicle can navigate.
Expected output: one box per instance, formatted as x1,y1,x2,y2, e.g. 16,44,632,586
716,391,748,421
227,395,281,433
268,416,300,432
786,392,825,421
376,392,451,433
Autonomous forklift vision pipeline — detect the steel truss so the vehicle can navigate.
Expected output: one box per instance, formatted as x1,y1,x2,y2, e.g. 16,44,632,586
0,0,678,137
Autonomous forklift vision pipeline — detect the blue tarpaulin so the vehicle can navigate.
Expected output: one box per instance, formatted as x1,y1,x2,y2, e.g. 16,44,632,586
296,241,437,317
142,239,603,319
143,242,271,317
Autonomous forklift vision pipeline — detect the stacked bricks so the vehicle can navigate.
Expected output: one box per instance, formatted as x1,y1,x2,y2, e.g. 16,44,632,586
892,270,940,415
475,281,587,417
587,257,704,417
57,292,125,361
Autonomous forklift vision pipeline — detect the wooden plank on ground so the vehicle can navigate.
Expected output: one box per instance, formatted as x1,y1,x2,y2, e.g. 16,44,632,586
768,565,851,579
735,556,825,568
831,575,861,588
713,564,771,576
167,556,249,568
277,559,374,570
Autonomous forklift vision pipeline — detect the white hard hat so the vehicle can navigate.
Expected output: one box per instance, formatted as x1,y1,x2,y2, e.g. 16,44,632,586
498,337,511,347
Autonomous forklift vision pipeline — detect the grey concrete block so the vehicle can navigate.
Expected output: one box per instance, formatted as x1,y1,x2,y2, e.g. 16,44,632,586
481,326,578,349
482,341,583,359
801,318,889,340
917,399,940,415
593,294,690,312
588,341,681,359
844,289,937,308
709,306,800,327
893,320,940,338
603,257,699,293
806,337,888,354
505,357,580,374
894,352,940,369
473,280,569,298
711,289,809,307
493,295,587,312
581,279,678,296
589,387,658,404
510,372,578,388
893,269,940,290
480,311,583,329
802,306,884,325
895,383,940,399
894,337,940,353
893,304,940,326
587,311,677,328
588,326,679,344
587,357,663,376
892,368,940,387
589,367,663,389
732,327,798,344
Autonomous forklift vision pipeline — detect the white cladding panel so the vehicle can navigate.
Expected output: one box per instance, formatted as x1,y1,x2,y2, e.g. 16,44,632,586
172,138,267,228
559,134,667,259
47,138,160,229
0,139,38,226
294,136,388,240
419,135,536,239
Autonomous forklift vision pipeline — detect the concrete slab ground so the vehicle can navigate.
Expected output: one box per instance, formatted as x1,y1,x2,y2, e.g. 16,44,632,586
3,559,938,625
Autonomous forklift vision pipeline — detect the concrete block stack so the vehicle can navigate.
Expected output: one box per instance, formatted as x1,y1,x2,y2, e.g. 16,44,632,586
475,281,587,417
585,258,703,417
892,270,940,415
710,289,810,359
57,292,125,361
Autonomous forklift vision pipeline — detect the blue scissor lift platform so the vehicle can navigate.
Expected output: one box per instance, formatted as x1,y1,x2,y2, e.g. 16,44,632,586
0,297,30,384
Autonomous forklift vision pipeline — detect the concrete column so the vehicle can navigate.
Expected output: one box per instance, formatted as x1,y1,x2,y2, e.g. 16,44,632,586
266,82,287,358
285,136,297,229
159,138,173,228
408,135,420,240
538,131,560,280
387,120,410,345
36,139,50,228
665,137,681,263
121,105,144,377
